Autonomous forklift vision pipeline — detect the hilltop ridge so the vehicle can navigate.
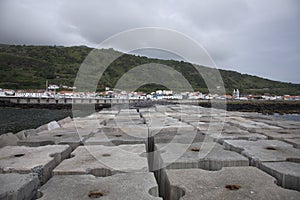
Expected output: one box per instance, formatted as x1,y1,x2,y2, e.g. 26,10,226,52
0,44,299,95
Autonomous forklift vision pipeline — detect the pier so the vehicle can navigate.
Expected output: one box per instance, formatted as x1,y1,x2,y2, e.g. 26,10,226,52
1,96,300,115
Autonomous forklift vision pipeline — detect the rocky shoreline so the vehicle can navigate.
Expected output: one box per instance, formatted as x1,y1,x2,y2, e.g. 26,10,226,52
198,100,300,114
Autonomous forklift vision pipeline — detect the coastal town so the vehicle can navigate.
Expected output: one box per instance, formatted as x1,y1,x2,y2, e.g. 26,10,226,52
1,85,299,101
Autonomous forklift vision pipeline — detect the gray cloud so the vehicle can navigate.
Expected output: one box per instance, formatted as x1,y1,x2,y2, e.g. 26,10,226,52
0,0,299,83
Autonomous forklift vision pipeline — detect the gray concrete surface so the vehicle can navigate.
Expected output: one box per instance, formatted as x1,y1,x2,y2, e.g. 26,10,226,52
38,173,161,200
17,118,101,149
152,129,209,144
53,144,148,176
0,173,40,200
17,129,85,150
0,145,71,184
227,116,282,131
84,129,147,145
17,137,55,147
165,167,300,200
202,124,267,144
2,106,300,199
284,138,300,149
260,161,300,191
156,142,248,170
0,132,19,148
223,139,300,166
254,129,300,140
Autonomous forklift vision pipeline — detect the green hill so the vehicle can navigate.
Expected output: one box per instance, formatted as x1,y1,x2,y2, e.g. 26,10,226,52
0,44,299,95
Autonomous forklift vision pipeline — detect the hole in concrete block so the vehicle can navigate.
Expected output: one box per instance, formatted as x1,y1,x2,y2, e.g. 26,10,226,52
100,120,107,126
148,186,159,197
278,131,288,134
88,190,107,198
225,184,241,190
190,147,200,152
54,134,63,137
49,153,58,158
113,134,122,138
265,146,277,150
286,158,300,163
36,191,43,199
102,154,111,157
225,132,236,135
14,153,25,157
169,185,186,200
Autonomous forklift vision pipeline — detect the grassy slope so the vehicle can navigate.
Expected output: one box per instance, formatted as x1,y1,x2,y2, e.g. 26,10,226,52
0,44,299,95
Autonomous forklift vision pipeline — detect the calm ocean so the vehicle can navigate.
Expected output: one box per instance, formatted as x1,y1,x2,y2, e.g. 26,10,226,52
0,107,72,134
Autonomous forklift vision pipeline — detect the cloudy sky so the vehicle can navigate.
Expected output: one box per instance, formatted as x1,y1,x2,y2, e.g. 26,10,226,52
0,0,299,83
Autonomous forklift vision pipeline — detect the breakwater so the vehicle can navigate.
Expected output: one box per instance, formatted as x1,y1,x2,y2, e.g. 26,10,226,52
198,100,300,114
0,105,299,199
1,96,300,114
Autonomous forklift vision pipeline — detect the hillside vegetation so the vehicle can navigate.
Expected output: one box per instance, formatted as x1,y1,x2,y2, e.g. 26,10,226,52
0,44,299,95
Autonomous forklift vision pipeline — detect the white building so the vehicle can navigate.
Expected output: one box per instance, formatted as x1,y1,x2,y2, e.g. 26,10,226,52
233,89,240,99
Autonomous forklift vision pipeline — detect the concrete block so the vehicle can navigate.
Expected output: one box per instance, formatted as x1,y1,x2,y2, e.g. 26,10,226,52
268,120,300,129
145,117,211,144
21,118,101,149
18,137,55,147
14,131,26,140
152,129,209,144
223,140,300,166
284,138,300,149
62,118,101,135
0,145,72,184
84,129,147,146
100,125,148,134
0,132,19,148
98,109,119,115
165,167,300,200
39,120,68,132
47,121,61,131
228,116,282,131
205,125,267,144
105,118,144,126
254,129,300,140
35,124,48,133
114,117,142,122
150,123,195,134
250,117,288,127
57,116,72,126
16,129,38,138
53,144,148,176
192,122,222,132
38,173,161,200
0,173,39,200
261,161,300,191
156,142,248,170
84,112,148,145
98,112,119,119
17,129,86,149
